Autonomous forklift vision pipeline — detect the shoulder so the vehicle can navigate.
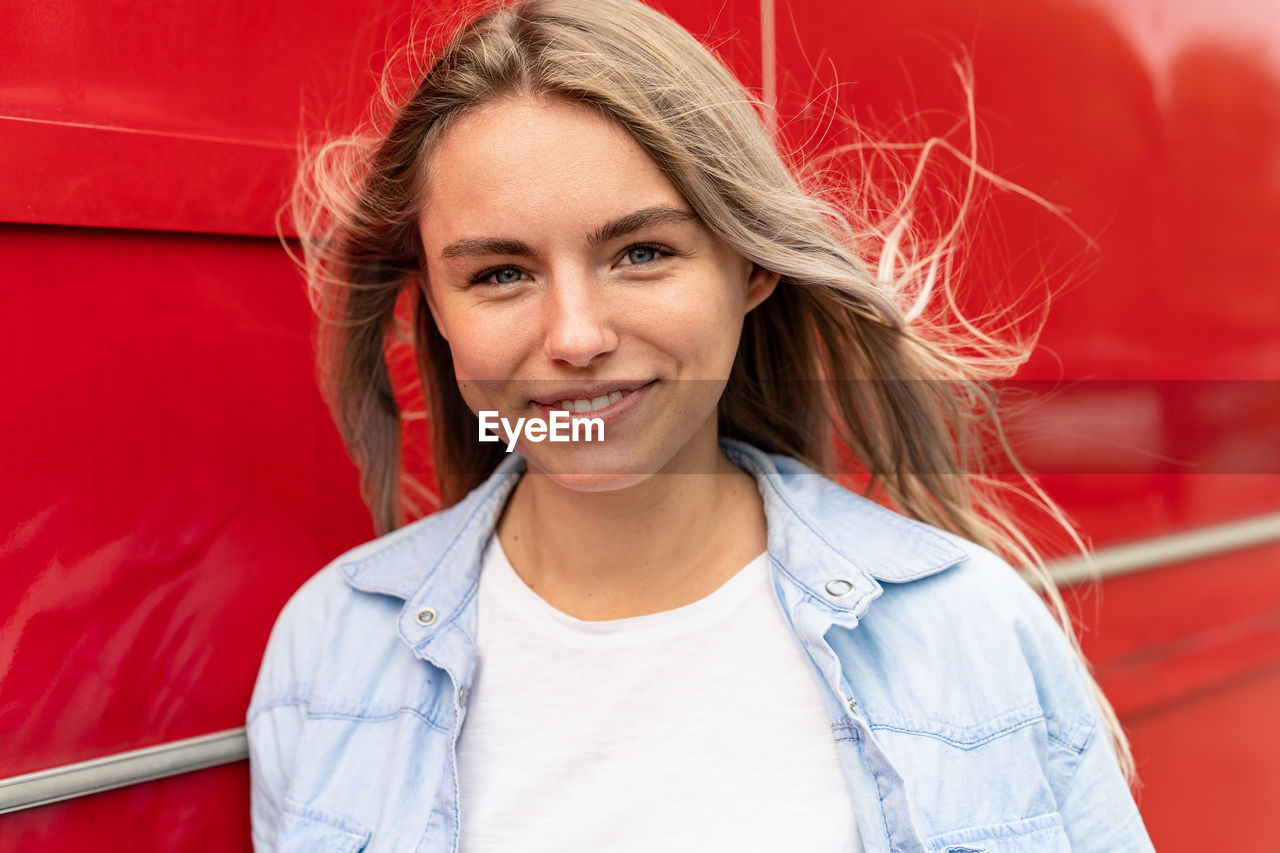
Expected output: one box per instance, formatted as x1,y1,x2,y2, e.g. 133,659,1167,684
733,439,1096,727
731,436,1102,753
243,517,472,850
246,543,399,725
879,528,1057,636
839,523,1099,755
246,507,461,725
840,530,1145,850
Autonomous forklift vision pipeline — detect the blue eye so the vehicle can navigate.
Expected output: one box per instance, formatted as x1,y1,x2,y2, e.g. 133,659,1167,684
469,266,528,286
621,243,670,266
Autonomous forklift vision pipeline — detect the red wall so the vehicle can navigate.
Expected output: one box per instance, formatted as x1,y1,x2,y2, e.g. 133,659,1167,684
3,0,1277,849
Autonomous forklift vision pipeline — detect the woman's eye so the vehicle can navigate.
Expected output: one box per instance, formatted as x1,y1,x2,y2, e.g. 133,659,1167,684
619,244,669,266
470,266,528,286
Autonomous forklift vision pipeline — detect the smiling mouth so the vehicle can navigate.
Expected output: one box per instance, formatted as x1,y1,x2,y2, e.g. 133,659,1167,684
530,380,657,419
533,380,655,412
551,389,630,413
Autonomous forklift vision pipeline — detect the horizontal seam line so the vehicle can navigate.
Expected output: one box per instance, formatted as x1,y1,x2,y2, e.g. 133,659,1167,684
248,699,448,732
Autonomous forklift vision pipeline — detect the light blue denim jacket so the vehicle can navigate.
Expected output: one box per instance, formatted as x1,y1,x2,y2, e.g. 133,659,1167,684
247,438,1156,852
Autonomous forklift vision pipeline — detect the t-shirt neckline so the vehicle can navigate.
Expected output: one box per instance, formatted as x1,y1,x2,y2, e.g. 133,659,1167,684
480,533,769,642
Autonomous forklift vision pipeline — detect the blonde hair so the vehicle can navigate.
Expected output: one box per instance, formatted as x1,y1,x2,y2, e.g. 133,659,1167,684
291,0,1138,788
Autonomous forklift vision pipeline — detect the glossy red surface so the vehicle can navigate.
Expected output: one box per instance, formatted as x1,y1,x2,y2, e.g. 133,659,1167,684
0,225,374,777
1124,663,1280,851
2,0,1277,849
0,0,761,237
1062,543,1280,848
773,0,1280,549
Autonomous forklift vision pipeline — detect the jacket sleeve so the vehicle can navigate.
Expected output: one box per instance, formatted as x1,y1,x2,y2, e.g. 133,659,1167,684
1023,596,1157,851
987,549,1158,851
1053,706,1157,852
247,699,301,852
245,572,323,852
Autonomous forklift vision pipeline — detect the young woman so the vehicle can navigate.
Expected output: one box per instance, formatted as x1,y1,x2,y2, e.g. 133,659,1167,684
248,0,1157,850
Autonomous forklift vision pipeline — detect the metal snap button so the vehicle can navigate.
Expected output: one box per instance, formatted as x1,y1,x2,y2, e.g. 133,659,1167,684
458,685,468,707
847,697,860,716
825,579,854,597
415,607,437,626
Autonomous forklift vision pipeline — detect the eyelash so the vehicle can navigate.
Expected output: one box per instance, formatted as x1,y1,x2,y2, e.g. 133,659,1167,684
466,242,675,286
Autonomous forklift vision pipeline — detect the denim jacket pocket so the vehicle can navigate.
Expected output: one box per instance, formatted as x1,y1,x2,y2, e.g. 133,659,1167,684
927,812,1071,852
279,798,371,853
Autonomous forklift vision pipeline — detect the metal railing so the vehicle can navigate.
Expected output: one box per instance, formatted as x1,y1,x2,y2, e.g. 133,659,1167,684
0,729,247,815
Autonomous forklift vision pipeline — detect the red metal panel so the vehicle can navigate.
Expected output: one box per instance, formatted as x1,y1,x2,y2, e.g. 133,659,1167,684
0,117,296,236
1125,665,1280,850
0,224,375,780
1066,543,1280,718
0,0,415,235
775,0,1280,381
0,0,762,237
772,0,1280,545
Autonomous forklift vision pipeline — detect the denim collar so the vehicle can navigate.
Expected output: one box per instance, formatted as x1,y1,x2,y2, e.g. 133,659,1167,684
339,438,968,684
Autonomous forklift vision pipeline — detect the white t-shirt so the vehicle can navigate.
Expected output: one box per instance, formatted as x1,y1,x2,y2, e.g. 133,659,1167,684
456,533,865,853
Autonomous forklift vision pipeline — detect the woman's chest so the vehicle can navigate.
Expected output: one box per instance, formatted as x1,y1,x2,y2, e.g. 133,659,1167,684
454,586,865,852
282,643,1077,853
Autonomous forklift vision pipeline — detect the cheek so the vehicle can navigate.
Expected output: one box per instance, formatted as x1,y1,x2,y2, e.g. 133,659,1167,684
645,277,745,361
437,304,532,392
450,341,521,420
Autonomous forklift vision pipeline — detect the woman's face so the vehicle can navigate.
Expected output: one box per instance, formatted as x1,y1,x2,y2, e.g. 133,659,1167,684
418,93,777,490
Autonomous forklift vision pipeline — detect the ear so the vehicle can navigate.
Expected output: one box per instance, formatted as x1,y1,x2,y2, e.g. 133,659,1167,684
744,261,780,314
418,274,450,342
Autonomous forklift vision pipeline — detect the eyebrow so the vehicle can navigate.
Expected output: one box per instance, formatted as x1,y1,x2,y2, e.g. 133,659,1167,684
437,205,700,261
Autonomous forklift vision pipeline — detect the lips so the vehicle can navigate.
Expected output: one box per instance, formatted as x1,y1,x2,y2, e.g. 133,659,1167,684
528,379,657,424
529,380,655,408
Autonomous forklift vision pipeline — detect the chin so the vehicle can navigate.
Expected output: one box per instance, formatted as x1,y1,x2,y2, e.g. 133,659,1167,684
539,470,654,493
518,440,681,492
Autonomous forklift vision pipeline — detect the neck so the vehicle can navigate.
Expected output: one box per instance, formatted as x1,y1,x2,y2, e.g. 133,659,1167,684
495,432,767,620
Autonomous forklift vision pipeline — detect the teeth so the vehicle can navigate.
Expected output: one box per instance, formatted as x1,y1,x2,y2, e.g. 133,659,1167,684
553,389,629,413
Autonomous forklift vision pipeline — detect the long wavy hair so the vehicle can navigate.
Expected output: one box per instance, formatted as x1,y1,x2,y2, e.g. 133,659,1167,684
291,0,1137,787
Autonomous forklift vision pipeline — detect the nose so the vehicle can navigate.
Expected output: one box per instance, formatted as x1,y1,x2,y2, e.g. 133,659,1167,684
541,270,619,367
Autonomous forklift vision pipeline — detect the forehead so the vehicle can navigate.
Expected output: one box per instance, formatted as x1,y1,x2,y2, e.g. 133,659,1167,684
419,94,685,245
